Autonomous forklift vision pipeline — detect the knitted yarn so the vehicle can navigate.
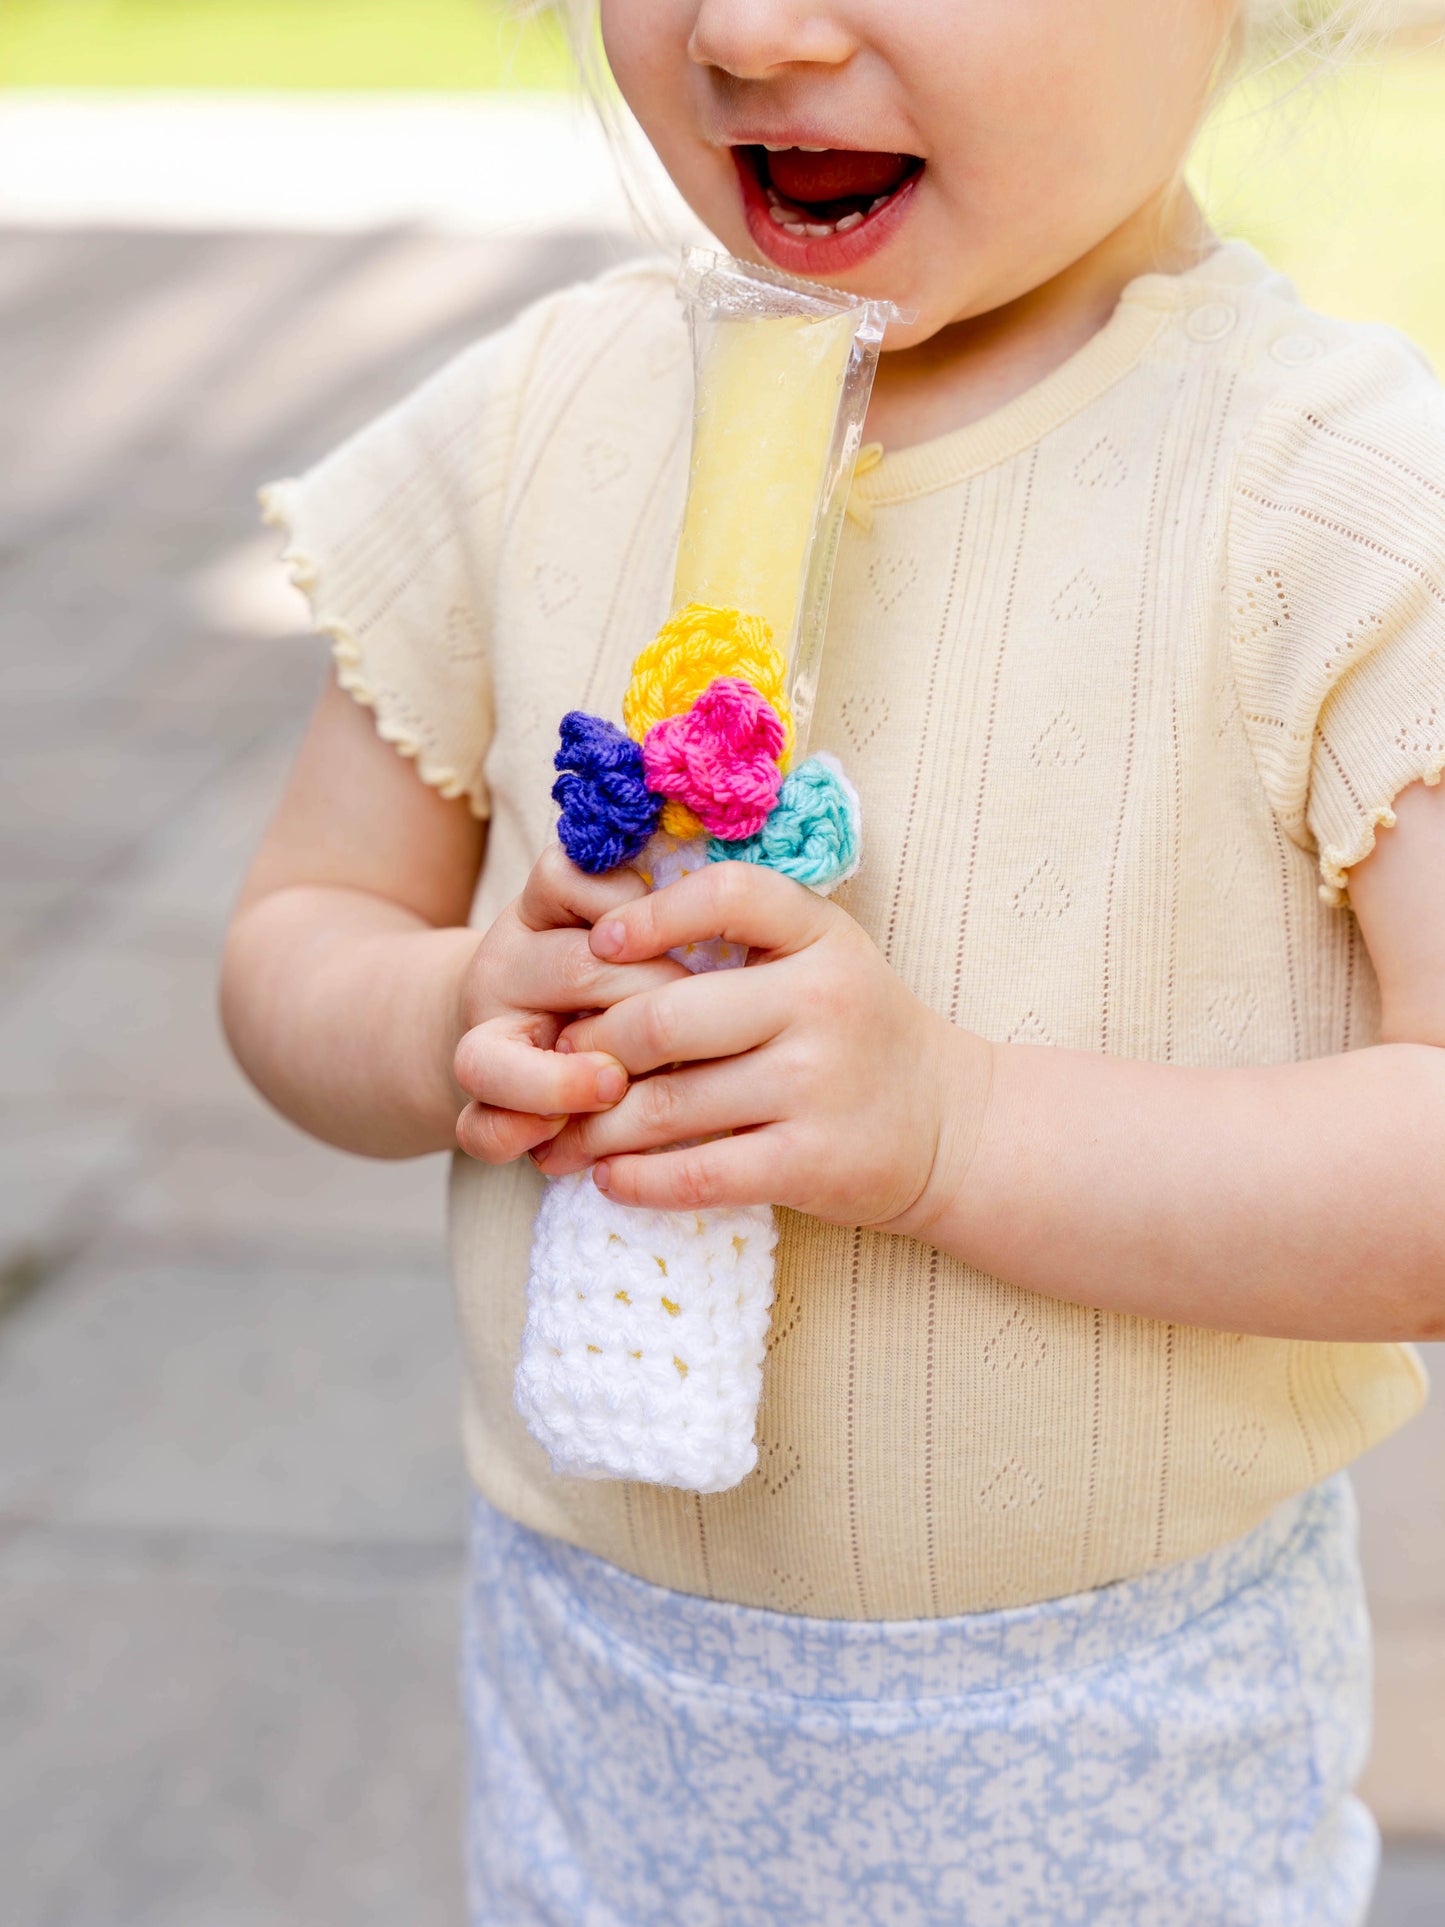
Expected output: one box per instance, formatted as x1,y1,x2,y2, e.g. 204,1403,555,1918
623,603,794,763
709,752,863,891
642,678,786,842
514,1167,778,1492
524,609,862,1490
552,711,661,874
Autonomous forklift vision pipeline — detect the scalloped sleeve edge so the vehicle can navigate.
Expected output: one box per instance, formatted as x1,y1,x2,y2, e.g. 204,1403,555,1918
259,478,489,819
1317,756,1445,909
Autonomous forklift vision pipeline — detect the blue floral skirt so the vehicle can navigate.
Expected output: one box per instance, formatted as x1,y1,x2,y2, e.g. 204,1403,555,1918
462,1474,1376,1925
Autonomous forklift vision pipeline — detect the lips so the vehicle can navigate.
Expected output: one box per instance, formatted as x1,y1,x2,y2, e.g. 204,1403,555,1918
732,144,923,274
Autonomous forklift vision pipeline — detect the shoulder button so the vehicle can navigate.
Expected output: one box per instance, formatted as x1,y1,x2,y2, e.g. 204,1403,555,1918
1270,332,1321,366
1186,302,1237,343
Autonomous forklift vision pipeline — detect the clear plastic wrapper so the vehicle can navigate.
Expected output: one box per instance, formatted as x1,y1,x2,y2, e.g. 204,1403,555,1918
515,249,898,1493
672,249,894,756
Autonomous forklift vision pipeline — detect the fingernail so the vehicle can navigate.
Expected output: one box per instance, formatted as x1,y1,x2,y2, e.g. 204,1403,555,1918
593,1161,611,1193
596,1065,627,1104
555,1036,574,1055
591,920,624,959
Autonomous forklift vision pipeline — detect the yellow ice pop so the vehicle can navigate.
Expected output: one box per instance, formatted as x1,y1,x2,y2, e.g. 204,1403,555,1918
671,308,859,661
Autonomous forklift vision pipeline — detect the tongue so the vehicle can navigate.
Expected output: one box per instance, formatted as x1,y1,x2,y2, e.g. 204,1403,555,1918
765,148,914,207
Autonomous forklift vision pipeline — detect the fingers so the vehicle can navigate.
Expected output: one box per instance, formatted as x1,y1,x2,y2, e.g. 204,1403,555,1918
589,862,831,964
517,841,652,933
508,926,688,1014
454,1012,628,1117
535,1056,777,1175
557,966,790,1076
590,1133,782,1212
456,1102,568,1166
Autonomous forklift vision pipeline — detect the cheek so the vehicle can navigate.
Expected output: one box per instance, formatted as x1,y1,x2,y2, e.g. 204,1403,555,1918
600,0,755,248
599,0,689,131
920,0,1223,216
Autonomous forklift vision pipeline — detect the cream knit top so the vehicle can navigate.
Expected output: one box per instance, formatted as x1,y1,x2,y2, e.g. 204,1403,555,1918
264,239,1440,1618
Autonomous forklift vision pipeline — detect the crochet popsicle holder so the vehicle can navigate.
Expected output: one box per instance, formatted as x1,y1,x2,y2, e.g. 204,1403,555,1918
514,250,895,1493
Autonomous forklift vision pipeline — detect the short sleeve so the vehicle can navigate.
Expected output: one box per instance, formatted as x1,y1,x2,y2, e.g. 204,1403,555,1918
259,286,566,818
1227,331,1445,905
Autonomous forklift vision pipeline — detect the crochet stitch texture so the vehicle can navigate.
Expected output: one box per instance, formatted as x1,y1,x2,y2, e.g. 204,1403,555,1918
642,677,786,841
624,603,794,838
713,751,862,889
518,597,860,1490
552,712,661,874
514,1169,779,1493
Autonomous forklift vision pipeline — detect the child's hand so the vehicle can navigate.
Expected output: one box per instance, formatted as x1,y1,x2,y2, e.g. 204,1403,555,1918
532,864,994,1233
453,844,688,1166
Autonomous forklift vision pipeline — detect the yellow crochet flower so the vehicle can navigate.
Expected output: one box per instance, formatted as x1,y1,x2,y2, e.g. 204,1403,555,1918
625,603,793,837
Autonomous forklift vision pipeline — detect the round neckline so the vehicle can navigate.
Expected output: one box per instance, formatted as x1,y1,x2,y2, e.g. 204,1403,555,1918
854,238,1274,505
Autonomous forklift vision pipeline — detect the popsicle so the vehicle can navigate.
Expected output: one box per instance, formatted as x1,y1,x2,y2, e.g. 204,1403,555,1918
514,250,893,1494
671,305,860,662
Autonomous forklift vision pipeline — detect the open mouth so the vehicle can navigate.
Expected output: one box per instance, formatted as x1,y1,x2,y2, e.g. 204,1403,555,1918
732,144,924,271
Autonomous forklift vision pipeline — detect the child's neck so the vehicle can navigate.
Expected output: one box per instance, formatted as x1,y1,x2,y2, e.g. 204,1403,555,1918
864,185,1216,453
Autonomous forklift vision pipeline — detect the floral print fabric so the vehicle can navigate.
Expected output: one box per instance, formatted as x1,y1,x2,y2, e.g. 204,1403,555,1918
462,1474,1376,1926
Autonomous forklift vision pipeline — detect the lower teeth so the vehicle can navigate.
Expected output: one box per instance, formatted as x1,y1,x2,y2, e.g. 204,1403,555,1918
761,170,898,238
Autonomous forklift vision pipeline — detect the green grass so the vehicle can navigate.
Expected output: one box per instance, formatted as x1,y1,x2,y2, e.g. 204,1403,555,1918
3,6,1444,368
0,0,574,92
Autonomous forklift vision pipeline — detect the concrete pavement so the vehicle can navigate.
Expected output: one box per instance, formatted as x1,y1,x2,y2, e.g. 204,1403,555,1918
2,221,1442,1924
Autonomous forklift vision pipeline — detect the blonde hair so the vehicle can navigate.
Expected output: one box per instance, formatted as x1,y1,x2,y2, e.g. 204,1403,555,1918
1234,1,1392,83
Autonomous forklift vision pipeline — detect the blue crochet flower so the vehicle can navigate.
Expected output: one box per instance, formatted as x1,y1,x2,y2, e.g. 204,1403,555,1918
708,753,862,892
552,711,662,874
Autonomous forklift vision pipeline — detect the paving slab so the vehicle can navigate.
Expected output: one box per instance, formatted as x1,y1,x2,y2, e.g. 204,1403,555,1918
0,874,87,993
0,1108,145,1284
81,727,309,952
0,217,607,1927
112,1115,451,1263
0,1546,465,1927
1373,1845,1445,1926
0,730,229,883
1353,1345,1445,1833
1355,1359,1445,1614
0,1249,466,1541
0,929,260,1117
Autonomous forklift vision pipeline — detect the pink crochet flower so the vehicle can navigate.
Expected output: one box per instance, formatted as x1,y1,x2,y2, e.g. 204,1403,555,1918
641,677,786,841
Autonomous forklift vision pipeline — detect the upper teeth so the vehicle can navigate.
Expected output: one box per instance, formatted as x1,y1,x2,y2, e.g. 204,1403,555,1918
760,143,829,153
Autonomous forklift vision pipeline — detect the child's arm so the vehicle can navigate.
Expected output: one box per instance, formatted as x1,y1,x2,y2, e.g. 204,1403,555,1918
221,677,681,1160
535,775,1445,1343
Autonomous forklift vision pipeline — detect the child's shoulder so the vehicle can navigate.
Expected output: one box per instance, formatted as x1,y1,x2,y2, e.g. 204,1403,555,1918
1190,241,1445,474
425,251,687,430
275,253,686,510
517,251,684,346
258,256,689,815
1206,248,1445,905
473,252,686,396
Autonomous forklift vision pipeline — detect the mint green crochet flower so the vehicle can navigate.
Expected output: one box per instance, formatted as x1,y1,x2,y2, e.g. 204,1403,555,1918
707,753,861,892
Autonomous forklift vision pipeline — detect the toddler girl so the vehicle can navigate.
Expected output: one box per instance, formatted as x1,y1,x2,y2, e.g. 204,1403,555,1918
223,0,1445,1920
